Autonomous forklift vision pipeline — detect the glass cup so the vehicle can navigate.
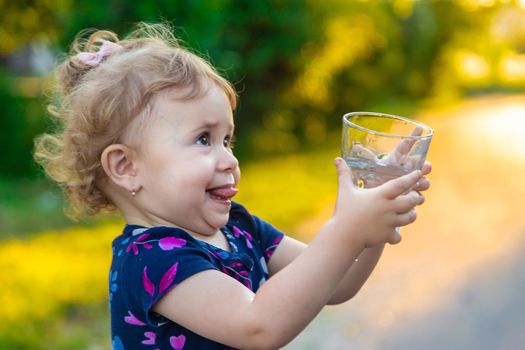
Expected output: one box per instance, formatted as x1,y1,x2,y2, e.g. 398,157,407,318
342,112,433,189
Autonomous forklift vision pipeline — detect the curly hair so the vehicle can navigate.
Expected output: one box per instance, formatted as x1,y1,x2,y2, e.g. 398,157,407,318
34,22,237,219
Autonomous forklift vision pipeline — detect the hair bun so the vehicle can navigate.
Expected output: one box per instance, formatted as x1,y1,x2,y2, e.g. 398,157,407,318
57,30,121,96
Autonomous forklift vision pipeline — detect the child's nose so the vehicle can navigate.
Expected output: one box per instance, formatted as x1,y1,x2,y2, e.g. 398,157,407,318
217,147,239,172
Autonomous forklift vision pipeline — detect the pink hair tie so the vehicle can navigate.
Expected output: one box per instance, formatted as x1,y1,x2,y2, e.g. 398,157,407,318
76,40,121,67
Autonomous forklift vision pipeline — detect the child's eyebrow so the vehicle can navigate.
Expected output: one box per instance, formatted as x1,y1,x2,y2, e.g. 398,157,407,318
190,120,235,133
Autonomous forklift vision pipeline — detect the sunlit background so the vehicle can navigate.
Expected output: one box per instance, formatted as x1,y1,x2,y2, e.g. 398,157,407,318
1,1,524,349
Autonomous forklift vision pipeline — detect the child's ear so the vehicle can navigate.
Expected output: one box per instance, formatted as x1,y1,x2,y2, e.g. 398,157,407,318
100,144,139,192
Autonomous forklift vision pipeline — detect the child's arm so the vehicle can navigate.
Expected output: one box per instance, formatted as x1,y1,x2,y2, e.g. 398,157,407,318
268,238,385,304
269,160,432,305
153,160,422,349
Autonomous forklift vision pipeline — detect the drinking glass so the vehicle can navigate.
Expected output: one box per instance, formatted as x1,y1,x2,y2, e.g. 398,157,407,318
342,112,433,189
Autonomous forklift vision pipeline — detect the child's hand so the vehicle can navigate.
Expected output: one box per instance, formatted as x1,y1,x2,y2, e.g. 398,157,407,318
414,160,432,192
332,157,423,248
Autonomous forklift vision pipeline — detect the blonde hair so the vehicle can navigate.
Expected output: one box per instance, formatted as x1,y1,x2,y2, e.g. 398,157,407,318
34,22,237,218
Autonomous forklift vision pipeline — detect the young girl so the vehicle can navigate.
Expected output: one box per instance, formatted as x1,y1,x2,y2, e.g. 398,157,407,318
35,23,431,350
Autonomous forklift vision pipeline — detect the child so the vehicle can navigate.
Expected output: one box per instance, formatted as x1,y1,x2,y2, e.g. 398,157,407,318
35,23,431,350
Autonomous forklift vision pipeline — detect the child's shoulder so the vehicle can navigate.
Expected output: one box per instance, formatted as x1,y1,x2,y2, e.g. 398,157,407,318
112,224,198,253
229,201,251,218
124,224,193,237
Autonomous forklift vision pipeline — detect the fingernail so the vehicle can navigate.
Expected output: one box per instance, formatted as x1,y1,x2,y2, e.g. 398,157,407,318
334,158,341,166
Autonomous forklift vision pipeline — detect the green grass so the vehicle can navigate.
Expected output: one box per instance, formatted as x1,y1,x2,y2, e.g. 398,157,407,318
0,178,68,239
0,178,118,240
0,302,110,350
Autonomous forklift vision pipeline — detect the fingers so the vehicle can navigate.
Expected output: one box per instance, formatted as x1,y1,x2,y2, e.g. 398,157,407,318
393,210,418,227
422,161,432,175
410,125,424,137
334,157,353,193
394,139,416,157
395,191,424,213
414,160,432,191
382,170,422,199
392,126,424,156
414,177,430,192
387,229,402,245
350,144,377,160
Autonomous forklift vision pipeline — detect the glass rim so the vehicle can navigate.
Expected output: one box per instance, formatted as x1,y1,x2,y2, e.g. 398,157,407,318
343,111,434,139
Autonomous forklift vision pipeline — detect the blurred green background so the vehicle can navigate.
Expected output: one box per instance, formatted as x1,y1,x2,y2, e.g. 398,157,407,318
1,0,525,349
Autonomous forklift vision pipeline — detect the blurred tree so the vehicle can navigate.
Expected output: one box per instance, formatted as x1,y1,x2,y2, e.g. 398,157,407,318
258,0,525,153
1,0,524,177
0,0,70,54
53,0,316,158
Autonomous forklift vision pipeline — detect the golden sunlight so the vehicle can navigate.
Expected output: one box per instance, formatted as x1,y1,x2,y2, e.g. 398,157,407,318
454,50,491,84
498,52,525,84
459,101,525,158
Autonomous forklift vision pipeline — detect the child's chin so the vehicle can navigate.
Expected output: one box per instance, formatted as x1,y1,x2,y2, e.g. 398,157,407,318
216,215,230,227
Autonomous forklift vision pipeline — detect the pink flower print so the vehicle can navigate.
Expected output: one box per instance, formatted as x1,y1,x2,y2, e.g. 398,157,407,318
265,236,283,259
142,331,156,345
127,243,139,255
143,266,155,297
170,334,186,349
228,262,243,268
159,237,186,250
233,226,254,249
243,230,254,242
124,311,146,326
126,233,153,255
159,262,179,294
232,226,242,238
245,235,253,249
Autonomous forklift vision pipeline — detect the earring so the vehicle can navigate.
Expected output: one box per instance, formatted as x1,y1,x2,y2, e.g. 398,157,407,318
131,186,141,197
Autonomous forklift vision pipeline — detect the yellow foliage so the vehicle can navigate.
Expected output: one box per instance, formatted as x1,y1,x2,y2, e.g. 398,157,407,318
289,15,384,107
453,50,491,85
498,51,525,84
0,222,121,324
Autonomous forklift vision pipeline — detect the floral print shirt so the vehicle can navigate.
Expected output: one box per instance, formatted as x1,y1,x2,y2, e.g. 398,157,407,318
109,202,285,349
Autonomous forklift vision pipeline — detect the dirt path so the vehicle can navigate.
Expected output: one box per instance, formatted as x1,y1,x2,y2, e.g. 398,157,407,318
284,94,525,349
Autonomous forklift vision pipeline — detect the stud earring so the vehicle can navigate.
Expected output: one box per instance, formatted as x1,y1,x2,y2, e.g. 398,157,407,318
131,190,137,197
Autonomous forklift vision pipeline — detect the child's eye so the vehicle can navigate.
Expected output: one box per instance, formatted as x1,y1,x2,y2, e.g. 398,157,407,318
224,135,235,149
196,133,210,146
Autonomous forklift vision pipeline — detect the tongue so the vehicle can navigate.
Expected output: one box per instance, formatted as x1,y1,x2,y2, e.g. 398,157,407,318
208,187,238,199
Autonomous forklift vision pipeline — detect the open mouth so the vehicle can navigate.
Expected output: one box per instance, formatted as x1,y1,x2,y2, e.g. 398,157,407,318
206,185,238,204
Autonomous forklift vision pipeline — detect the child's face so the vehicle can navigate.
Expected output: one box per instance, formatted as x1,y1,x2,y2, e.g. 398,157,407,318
132,83,240,236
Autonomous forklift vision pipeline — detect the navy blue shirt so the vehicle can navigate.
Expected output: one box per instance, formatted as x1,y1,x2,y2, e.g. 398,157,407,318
109,202,285,349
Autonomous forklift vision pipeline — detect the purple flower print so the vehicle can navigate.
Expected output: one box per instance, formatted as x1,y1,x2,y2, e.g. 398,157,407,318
265,236,284,260
243,230,254,242
142,331,156,345
126,233,153,255
232,226,254,249
170,334,186,349
124,311,146,326
159,262,179,294
142,263,179,298
159,237,186,250
232,226,242,238
143,266,155,297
